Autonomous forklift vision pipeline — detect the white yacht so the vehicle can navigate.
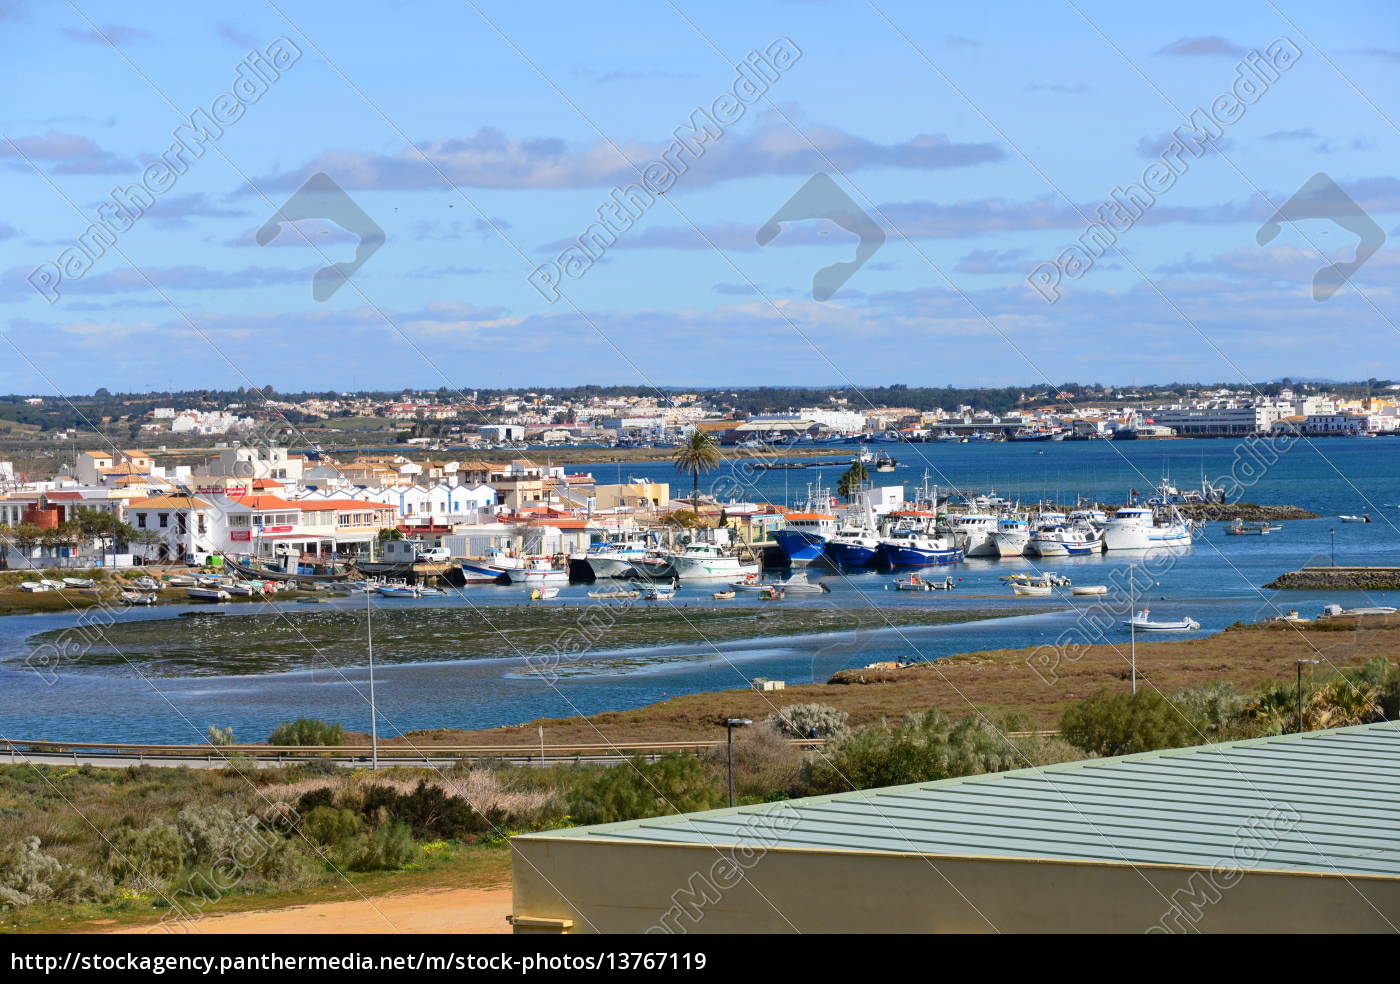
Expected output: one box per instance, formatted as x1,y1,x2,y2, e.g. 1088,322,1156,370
571,531,653,578
1102,505,1193,551
666,542,760,580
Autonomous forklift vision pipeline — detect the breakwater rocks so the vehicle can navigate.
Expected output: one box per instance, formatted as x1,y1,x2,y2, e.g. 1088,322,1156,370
1265,567,1400,591
1175,503,1317,521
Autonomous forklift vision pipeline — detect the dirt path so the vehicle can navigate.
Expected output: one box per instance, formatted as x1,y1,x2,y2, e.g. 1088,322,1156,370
106,886,512,935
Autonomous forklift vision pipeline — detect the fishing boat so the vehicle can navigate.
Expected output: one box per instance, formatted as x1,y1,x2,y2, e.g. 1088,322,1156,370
1102,505,1192,551
894,574,954,591
1070,584,1108,596
39,578,64,590
711,589,735,600
456,560,508,583
730,573,767,591
1225,521,1278,535
873,452,898,473
529,586,559,601
375,583,421,598
990,517,1031,558
1010,578,1055,596
225,582,257,596
1339,515,1371,523
167,575,199,587
772,482,840,566
944,512,1001,558
570,531,654,578
1320,603,1398,618
510,558,569,585
588,587,640,599
764,571,829,594
824,524,882,567
186,587,231,602
132,576,160,591
18,581,49,592
665,541,759,580
62,577,96,589
119,590,158,605
1003,571,1072,587
1027,522,1104,557
1123,609,1200,631
643,583,677,601
876,528,963,567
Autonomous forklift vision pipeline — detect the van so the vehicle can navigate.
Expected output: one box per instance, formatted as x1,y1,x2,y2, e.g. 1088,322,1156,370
417,545,450,562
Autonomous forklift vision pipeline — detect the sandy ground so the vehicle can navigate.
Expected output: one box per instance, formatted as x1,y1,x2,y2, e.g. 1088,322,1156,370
105,886,512,935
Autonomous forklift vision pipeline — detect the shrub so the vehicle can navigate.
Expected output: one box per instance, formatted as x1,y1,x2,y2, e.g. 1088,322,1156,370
0,837,113,907
105,822,185,887
568,754,720,826
268,719,344,746
766,703,850,741
1172,681,1249,741
702,724,804,801
342,822,416,872
207,724,235,746
300,807,364,847
1060,690,1196,758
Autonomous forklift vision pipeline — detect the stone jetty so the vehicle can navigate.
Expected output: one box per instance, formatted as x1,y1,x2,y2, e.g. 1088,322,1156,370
1265,567,1400,591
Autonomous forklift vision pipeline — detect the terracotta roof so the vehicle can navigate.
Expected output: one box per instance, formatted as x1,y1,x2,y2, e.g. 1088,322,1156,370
128,494,212,509
297,499,394,511
225,495,299,510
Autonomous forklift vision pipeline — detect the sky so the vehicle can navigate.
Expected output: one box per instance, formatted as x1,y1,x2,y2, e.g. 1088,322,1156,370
1,0,1398,395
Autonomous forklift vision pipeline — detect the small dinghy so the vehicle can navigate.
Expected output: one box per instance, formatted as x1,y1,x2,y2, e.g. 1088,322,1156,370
133,576,160,591
529,586,560,600
588,588,640,600
186,587,231,602
767,571,829,595
18,581,49,593
1123,609,1199,631
120,590,157,605
1011,581,1054,596
711,590,735,600
1339,515,1370,523
375,585,420,598
1070,585,1108,596
62,577,96,589
643,581,678,601
225,582,256,596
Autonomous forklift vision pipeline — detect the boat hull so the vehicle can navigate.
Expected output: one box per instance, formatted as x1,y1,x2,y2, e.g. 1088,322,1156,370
990,531,1029,558
772,529,829,567
1103,525,1192,550
877,543,964,567
824,540,879,567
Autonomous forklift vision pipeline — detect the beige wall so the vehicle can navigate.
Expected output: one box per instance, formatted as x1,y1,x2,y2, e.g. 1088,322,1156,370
512,838,1400,934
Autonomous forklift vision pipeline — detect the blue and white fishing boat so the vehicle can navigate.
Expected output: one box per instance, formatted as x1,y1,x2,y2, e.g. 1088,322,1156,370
1028,522,1104,557
772,481,839,567
877,527,963,567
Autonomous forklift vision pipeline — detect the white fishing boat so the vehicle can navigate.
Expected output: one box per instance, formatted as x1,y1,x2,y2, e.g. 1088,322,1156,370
375,583,421,598
529,586,559,600
1320,603,1397,618
990,517,1031,558
944,512,1001,557
62,577,97,589
643,582,678,601
665,541,759,580
167,575,198,587
571,531,654,578
1003,571,1072,587
18,581,49,592
225,582,257,596
1102,505,1192,551
120,590,158,605
512,558,569,585
711,589,735,600
132,576,161,591
186,587,231,602
1070,584,1108,596
1339,515,1370,523
894,574,954,591
1010,580,1054,596
1027,522,1103,557
1122,609,1200,631
39,578,64,590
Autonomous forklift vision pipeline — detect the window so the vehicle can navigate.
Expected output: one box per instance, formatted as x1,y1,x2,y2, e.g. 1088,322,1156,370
158,513,168,528
137,514,146,529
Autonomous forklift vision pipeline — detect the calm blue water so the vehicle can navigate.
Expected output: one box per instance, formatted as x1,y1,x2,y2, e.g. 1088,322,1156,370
4,437,1400,744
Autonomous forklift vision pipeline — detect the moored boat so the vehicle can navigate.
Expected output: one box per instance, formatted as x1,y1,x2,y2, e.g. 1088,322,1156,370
1123,609,1200,631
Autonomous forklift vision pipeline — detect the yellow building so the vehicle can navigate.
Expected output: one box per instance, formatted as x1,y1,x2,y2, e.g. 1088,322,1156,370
592,481,669,510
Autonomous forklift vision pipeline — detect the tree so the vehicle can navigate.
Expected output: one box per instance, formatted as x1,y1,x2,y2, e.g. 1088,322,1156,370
567,753,719,826
837,461,868,500
672,430,720,517
1060,690,1196,758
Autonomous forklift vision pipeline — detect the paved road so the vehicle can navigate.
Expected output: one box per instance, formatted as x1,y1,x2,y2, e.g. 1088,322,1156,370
3,749,653,769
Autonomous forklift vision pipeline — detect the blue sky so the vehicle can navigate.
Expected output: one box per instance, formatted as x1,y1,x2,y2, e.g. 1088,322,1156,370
1,0,1397,394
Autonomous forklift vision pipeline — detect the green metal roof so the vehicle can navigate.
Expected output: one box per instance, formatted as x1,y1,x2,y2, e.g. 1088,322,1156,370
523,722,1400,877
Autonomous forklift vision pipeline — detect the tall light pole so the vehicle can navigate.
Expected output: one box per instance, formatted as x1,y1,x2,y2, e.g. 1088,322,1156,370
367,589,379,770
725,718,751,807
1329,528,1336,567
1129,564,1137,695
1296,659,1319,734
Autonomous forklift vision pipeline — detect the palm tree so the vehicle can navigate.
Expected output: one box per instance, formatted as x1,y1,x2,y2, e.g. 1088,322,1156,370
673,430,721,520
837,461,868,501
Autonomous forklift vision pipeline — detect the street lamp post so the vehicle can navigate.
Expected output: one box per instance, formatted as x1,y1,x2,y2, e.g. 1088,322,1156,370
1330,528,1336,567
725,718,752,808
367,589,379,770
1296,659,1319,734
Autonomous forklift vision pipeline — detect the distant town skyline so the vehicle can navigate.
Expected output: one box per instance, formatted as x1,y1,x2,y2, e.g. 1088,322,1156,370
2,1,1397,394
